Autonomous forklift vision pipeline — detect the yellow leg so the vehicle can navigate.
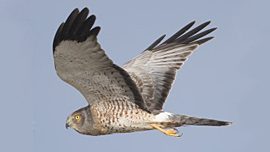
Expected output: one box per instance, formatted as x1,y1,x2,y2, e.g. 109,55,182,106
150,124,182,137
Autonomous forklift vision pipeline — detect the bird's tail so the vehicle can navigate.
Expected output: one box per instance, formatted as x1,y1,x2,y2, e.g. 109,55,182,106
171,114,231,127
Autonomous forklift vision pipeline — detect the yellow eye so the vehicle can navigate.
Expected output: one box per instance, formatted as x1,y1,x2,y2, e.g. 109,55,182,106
75,115,81,121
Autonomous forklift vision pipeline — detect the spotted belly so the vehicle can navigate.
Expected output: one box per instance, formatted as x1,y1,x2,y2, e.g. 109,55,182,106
91,99,155,134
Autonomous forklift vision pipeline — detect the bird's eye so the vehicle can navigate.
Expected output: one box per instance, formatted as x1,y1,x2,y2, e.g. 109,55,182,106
75,115,81,121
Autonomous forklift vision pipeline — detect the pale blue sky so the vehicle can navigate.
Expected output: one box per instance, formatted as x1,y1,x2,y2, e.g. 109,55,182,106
0,0,269,151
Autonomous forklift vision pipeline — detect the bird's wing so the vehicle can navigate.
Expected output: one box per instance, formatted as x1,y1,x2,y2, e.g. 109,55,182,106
53,8,147,111
123,21,216,114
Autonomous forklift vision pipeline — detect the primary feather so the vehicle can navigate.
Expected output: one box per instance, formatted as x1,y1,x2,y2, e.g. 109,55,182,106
123,21,216,114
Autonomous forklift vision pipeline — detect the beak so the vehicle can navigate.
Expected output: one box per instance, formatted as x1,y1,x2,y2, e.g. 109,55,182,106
65,122,70,129
65,116,72,129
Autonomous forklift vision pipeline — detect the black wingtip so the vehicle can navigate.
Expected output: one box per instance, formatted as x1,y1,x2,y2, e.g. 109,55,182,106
187,20,196,28
162,20,196,45
145,34,166,51
198,21,211,29
181,27,217,44
211,27,217,31
62,8,80,33
53,7,100,52
175,21,212,43
89,26,101,36
204,20,211,26
194,36,214,45
70,8,80,16
53,23,64,52
81,7,89,13
148,20,216,51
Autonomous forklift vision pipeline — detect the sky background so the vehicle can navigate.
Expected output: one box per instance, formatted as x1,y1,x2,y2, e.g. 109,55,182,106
0,0,269,151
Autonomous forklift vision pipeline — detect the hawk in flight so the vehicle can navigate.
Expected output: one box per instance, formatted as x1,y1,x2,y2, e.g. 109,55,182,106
53,7,230,137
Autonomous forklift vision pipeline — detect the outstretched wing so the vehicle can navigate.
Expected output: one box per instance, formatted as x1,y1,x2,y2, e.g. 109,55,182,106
53,8,147,111
123,21,216,114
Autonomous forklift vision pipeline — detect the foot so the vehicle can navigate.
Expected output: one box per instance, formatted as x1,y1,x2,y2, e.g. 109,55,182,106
164,128,182,137
150,124,182,137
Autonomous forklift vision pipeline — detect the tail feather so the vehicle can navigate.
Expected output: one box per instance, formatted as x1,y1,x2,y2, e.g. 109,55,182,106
173,114,231,127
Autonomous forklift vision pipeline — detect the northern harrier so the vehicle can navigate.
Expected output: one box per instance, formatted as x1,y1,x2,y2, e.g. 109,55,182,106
53,7,230,137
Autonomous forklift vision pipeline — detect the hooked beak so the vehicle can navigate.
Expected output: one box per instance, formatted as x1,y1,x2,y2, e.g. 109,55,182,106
65,122,70,129
65,116,72,129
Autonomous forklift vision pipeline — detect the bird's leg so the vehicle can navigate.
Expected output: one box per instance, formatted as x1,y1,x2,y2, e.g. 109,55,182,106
150,124,182,137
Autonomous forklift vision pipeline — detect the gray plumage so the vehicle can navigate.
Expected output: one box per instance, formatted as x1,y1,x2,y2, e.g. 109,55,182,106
53,7,231,137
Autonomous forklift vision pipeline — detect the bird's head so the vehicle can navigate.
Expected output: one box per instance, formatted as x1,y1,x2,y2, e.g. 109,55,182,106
65,106,93,135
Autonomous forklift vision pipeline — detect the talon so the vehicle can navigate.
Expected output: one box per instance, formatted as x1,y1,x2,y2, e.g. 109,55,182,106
150,124,182,137
165,128,182,137
165,128,178,135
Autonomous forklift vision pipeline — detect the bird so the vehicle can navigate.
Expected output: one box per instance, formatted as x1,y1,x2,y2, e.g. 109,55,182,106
53,7,231,137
